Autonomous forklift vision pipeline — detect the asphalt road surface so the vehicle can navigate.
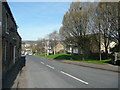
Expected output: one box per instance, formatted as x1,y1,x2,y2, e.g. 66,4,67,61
25,55,118,88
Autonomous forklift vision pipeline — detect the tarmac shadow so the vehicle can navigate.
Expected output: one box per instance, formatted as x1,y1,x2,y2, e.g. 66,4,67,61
2,56,26,89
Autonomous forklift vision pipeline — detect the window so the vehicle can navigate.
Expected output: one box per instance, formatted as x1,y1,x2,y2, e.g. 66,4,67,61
4,41,7,61
0,21,1,26
5,13,9,34
13,45,16,64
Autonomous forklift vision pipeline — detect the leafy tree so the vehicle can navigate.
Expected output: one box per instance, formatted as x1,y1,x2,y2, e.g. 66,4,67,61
60,2,119,60
95,2,119,58
60,2,90,59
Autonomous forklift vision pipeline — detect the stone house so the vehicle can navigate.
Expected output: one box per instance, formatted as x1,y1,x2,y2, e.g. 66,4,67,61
41,40,65,55
65,34,117,55
54,42,65,53
0,2,21,77
0,2,2,88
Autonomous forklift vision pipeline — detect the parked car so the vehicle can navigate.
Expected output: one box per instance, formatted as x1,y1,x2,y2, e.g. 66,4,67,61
28,53,32,55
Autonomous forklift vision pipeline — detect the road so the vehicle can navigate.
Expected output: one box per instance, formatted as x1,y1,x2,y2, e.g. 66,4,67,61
25,55,118,88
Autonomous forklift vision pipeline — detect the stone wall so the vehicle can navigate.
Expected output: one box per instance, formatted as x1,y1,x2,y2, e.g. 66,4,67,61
2,2,21,78
0,1,2,89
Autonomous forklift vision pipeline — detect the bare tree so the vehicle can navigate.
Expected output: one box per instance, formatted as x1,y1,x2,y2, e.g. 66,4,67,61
36,38,46,54
48,30,60,55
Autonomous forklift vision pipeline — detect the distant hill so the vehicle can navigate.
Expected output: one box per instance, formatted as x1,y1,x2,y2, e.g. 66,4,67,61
22,40,37,44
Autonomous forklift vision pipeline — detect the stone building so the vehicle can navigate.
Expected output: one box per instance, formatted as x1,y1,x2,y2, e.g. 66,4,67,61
0,1,2,89
0,2,21,77
65,33,117,57
54,42,65,53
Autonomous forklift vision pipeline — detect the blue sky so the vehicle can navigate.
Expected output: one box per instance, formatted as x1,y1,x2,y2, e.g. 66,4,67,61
8,2,71,41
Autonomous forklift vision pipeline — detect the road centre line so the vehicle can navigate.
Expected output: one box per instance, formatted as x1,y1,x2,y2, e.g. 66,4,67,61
41,62,44,64
60,71,88,85
40,61,88,84
46,64,55,69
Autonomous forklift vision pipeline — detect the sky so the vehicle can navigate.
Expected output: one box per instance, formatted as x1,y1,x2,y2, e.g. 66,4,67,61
8,2,71,41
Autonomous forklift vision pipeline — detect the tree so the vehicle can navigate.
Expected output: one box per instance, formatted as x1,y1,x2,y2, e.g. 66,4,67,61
48,30,60,55
60,2,90,59
36,38,46,54
88,2,103,60
109,2,120,53
95,2,119,59
88,2,119,59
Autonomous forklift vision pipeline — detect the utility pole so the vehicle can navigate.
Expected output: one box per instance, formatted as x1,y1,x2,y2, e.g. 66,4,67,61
47,40,49,56
53,38,56,55
99,23,102,61
44,41,47,56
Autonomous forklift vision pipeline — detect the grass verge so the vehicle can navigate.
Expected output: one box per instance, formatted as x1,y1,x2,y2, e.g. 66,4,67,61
38,53,111,64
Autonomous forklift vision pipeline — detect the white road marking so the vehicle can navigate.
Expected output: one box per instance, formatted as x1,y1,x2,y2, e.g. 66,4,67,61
46,65,55,69
41,62,44,64
60,71,88,85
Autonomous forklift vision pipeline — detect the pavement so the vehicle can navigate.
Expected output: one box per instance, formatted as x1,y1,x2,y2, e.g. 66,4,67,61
16,55,119,88
39,56,119,73
12,66,27,88
60,60,119,73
